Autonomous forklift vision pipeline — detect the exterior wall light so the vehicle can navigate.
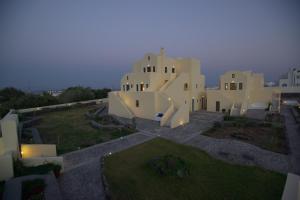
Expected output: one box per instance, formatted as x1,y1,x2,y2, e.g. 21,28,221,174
168,97,171,101
179,121,184,125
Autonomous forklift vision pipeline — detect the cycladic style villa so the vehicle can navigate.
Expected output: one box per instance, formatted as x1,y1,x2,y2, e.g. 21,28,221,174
108,48,283,128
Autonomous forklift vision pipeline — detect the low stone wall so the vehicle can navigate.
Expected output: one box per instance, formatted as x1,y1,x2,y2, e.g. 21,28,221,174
22,156,64,171
17,98,108,114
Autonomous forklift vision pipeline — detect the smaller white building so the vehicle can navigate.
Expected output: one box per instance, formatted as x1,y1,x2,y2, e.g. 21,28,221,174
279,68,300,88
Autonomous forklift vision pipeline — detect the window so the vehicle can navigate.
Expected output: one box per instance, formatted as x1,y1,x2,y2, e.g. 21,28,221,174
123,85,125,91
230,83,237,90
136,100,139,107
165,67,168,73
148,56,150,61
153,66,156,72
225,83,228,90
239,83,243,90
232,74,235,78
126,76,128,80
216,101,220,112
140,83,144,91
172,67,175,73
196,84,198,88
126,84,130,91
184,83,188,91
136,84,139,91
143,68,146,73
147,66,151,72
131,84,133,88
146,84,149,88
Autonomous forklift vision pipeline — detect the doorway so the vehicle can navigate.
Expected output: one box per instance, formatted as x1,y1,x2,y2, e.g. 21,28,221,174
216,101,220,112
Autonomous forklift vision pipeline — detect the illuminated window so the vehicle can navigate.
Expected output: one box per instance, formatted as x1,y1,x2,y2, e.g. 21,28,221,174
140,84,144,91
165,67,168,73
225,83,228,90
184,83,188,91
232,74,235,78
136,100,139,107
230,83,237,90
239,83,243,90
153,66,155,72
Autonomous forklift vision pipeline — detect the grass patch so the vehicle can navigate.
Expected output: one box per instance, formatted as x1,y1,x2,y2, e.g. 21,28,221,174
33,105,135,154
22,179,45,200
104,138,286,200
204,115,288,154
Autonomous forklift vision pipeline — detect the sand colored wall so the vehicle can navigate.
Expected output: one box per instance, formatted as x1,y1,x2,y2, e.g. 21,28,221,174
22,156,64,171
170,104,189,128
0,153,14,181
21,144,57,158
108,92,134,119
0,113,19,155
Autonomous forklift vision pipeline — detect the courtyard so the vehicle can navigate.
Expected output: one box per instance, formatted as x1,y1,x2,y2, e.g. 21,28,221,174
22,104,136,154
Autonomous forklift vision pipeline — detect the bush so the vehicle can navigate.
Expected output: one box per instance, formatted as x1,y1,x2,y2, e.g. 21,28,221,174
147,155,190,178
213,121,222,128
14,159,62,178
22,179,45,200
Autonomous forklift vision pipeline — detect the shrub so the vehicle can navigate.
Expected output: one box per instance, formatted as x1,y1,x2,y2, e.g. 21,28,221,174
224,115,233,121
14,159,62,178
213,121,222,128
147,155,190,178
22,179,45,200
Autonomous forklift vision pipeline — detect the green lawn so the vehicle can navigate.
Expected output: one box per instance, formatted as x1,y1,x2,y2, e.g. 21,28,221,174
104,138,286,200
34,105,135,154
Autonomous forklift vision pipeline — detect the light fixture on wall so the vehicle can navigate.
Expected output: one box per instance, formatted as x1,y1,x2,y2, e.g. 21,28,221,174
168,97,171,101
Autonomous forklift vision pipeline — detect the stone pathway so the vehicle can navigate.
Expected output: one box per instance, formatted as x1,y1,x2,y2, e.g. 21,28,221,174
58,132,155,200
282,105,300,175
184,135,290,173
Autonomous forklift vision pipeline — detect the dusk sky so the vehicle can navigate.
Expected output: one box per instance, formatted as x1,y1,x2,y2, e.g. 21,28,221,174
0,0,299,91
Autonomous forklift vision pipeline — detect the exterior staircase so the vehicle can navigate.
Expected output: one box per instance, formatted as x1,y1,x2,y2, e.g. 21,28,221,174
230,103,241,116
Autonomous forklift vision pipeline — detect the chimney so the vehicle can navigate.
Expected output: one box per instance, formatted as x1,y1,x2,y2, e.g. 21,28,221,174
160,47,165,57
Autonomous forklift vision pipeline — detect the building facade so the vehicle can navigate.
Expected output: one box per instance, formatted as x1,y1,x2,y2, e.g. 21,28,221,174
206,71,281,115
109,48,206,128
279,68,300,88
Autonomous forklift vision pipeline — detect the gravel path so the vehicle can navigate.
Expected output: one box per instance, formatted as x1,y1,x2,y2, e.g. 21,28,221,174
58,132,155,200
282,105,300,175
184,134,290,173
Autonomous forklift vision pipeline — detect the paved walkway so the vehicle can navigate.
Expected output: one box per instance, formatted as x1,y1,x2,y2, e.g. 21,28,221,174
58,132,155,200
282,105,300,175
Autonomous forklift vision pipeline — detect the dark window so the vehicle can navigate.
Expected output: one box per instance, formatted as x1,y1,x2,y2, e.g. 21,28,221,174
143,67,146,73
165,67,168,73
136,84,139,91
172,67,175,73
126,84,130,91
153,66,156,72
131,84,133,88
230,83,237,90
232,74,235,78
147,66,151,72
140,84,144,91
184,83,188,91
136,100,139,107
0,127,2,137
148,56,150,61
239,83,243,90
126,76,128,80
146,84,149,88
216,101,220,112
123,85,125,91
225,83,228,90
196,84,198,88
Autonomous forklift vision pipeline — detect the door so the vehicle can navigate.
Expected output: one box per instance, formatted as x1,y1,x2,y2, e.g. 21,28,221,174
192,99,195,112
216,101,220,112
